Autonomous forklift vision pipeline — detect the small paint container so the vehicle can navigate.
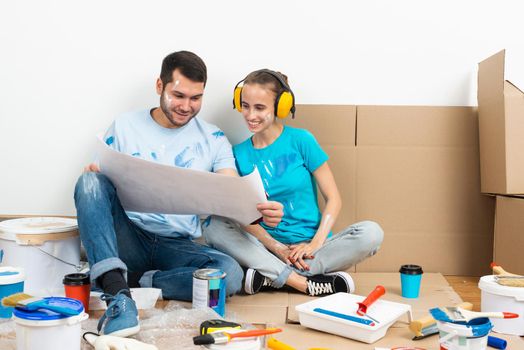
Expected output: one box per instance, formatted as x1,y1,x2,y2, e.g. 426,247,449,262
399,264,423,298
192,268,226,317
0,266,25,318
436,318,492,350
13,297,88,350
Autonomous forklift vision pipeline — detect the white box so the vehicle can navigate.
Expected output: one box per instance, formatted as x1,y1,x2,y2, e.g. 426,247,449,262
295,292,412,344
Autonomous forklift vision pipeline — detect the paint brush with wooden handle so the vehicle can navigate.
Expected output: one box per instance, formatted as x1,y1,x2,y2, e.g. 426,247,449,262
410,302,473,339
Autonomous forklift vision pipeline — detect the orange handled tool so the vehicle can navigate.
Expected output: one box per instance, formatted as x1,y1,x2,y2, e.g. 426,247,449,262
356,285,386,322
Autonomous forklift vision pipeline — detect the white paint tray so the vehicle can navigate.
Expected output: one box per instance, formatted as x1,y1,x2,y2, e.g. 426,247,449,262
295,292,412,344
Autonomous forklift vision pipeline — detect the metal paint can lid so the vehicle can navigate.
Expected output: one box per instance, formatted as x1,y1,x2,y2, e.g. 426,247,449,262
193,268,226,280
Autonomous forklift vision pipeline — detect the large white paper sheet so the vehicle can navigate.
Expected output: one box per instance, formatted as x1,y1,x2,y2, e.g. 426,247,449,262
96,136,267,225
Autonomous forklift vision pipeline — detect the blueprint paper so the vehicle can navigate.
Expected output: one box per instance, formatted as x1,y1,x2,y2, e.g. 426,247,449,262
96,136,267,225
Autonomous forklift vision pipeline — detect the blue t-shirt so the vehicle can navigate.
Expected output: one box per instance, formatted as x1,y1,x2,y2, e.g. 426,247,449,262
233,126,329,244
104,109,236,238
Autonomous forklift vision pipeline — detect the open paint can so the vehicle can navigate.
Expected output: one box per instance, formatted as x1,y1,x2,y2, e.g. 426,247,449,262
13,297,88,350
436,318,492,350
192,268,226,317
0,217,81,295
0,266,25,318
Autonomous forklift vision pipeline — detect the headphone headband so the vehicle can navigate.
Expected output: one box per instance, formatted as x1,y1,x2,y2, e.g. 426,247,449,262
232,69,295,119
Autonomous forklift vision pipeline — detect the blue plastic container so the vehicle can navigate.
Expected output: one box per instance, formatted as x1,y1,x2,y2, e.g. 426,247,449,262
399,264,423,298
0,266,25,318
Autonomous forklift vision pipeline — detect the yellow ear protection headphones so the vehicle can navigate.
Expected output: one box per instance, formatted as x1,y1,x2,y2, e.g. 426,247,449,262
233,69,296,119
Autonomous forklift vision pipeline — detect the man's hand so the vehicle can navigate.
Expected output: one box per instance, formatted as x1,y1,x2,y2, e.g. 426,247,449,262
257,201,283,227
83,163,100,173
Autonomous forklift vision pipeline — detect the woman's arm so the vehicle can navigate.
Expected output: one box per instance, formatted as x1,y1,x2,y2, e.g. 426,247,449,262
289,162,341,264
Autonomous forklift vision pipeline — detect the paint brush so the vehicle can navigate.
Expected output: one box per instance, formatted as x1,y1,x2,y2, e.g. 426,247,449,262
193,328,282,345
1,293,81,316
410,302,473,339
430,306,518,323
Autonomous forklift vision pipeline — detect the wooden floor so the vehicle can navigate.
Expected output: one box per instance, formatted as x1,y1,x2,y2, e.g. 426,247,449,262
445,275,481,310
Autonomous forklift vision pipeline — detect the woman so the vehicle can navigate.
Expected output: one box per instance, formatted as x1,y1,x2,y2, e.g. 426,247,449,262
204,69,383,296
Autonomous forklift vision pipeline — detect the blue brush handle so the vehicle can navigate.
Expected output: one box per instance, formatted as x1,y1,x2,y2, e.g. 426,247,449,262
313,308,375,326
25,300,81,316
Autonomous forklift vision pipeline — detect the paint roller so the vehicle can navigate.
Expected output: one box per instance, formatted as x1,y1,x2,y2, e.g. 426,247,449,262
409,301,473,340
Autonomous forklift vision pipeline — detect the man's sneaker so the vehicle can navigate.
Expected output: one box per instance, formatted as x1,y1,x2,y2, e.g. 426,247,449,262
244,268,279,295
97,290,140,337
306,271,355,296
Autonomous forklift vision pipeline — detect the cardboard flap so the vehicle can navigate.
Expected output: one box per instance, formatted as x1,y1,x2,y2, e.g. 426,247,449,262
478,50,505,107
505,80,524,96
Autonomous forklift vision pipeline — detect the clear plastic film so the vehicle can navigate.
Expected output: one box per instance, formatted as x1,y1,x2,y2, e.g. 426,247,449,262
0,319,16,350
81,301,254,350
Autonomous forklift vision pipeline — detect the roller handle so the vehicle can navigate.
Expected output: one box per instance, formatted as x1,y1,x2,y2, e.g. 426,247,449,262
356,285,386,316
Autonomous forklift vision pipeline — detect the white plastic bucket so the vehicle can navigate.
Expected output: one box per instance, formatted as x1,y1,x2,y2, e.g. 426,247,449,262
13,297,88,350
436,318,492,350
0,217,81,295
478,274,524,335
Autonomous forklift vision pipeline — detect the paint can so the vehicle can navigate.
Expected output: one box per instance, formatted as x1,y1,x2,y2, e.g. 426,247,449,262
13,297,88,350
192,268,226,317
0,217,81,295
436,318,492,350
0,266,25,318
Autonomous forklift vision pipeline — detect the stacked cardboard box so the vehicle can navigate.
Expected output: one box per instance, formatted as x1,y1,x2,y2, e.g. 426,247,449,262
478,50,524,274
287,104,494,276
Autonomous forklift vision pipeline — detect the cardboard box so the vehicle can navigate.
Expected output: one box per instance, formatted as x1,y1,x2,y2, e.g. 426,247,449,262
288,104,494,275
355,106,494,275
478,50,524,194
493,195,524,275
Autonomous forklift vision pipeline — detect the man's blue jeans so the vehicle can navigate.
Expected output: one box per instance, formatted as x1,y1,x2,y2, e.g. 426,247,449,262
74,172,243,301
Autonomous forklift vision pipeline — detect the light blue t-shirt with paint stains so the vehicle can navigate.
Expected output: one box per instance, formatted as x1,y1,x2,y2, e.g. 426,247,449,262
233,126,329,244
104,109,236,238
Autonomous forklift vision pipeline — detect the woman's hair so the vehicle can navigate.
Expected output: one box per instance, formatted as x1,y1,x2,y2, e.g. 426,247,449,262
243,70,289,100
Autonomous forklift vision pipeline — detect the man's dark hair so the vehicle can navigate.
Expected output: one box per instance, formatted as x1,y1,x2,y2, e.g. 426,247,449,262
160,51,207,88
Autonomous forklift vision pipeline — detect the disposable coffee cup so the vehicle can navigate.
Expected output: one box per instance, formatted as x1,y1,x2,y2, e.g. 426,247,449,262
399,264,423,298
63,273,91,312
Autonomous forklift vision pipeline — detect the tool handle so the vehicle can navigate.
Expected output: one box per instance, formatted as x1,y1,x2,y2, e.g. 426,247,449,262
267,337,297,350
357,285,386,315
33,301,80,316
491,262,520,276
476,311,519,319
228,328,282,339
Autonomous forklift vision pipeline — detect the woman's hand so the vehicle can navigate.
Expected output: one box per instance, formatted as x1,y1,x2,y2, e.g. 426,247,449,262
288,241,323,271
271,243,309,271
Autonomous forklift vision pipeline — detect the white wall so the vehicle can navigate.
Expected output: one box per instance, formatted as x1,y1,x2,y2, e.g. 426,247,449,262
1,0,523,215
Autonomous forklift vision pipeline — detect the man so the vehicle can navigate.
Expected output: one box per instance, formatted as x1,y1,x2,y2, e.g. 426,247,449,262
74,51,283,337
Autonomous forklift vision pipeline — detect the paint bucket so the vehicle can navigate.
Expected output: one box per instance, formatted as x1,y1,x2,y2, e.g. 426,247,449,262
192,268,226,317
436,318,492,350
0,266,25,318
13,297,88,350
0,217,81,295
478,275,524,335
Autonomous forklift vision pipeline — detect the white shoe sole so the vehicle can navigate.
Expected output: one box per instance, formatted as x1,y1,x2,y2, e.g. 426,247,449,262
327,271,355,293
244,269,256,295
